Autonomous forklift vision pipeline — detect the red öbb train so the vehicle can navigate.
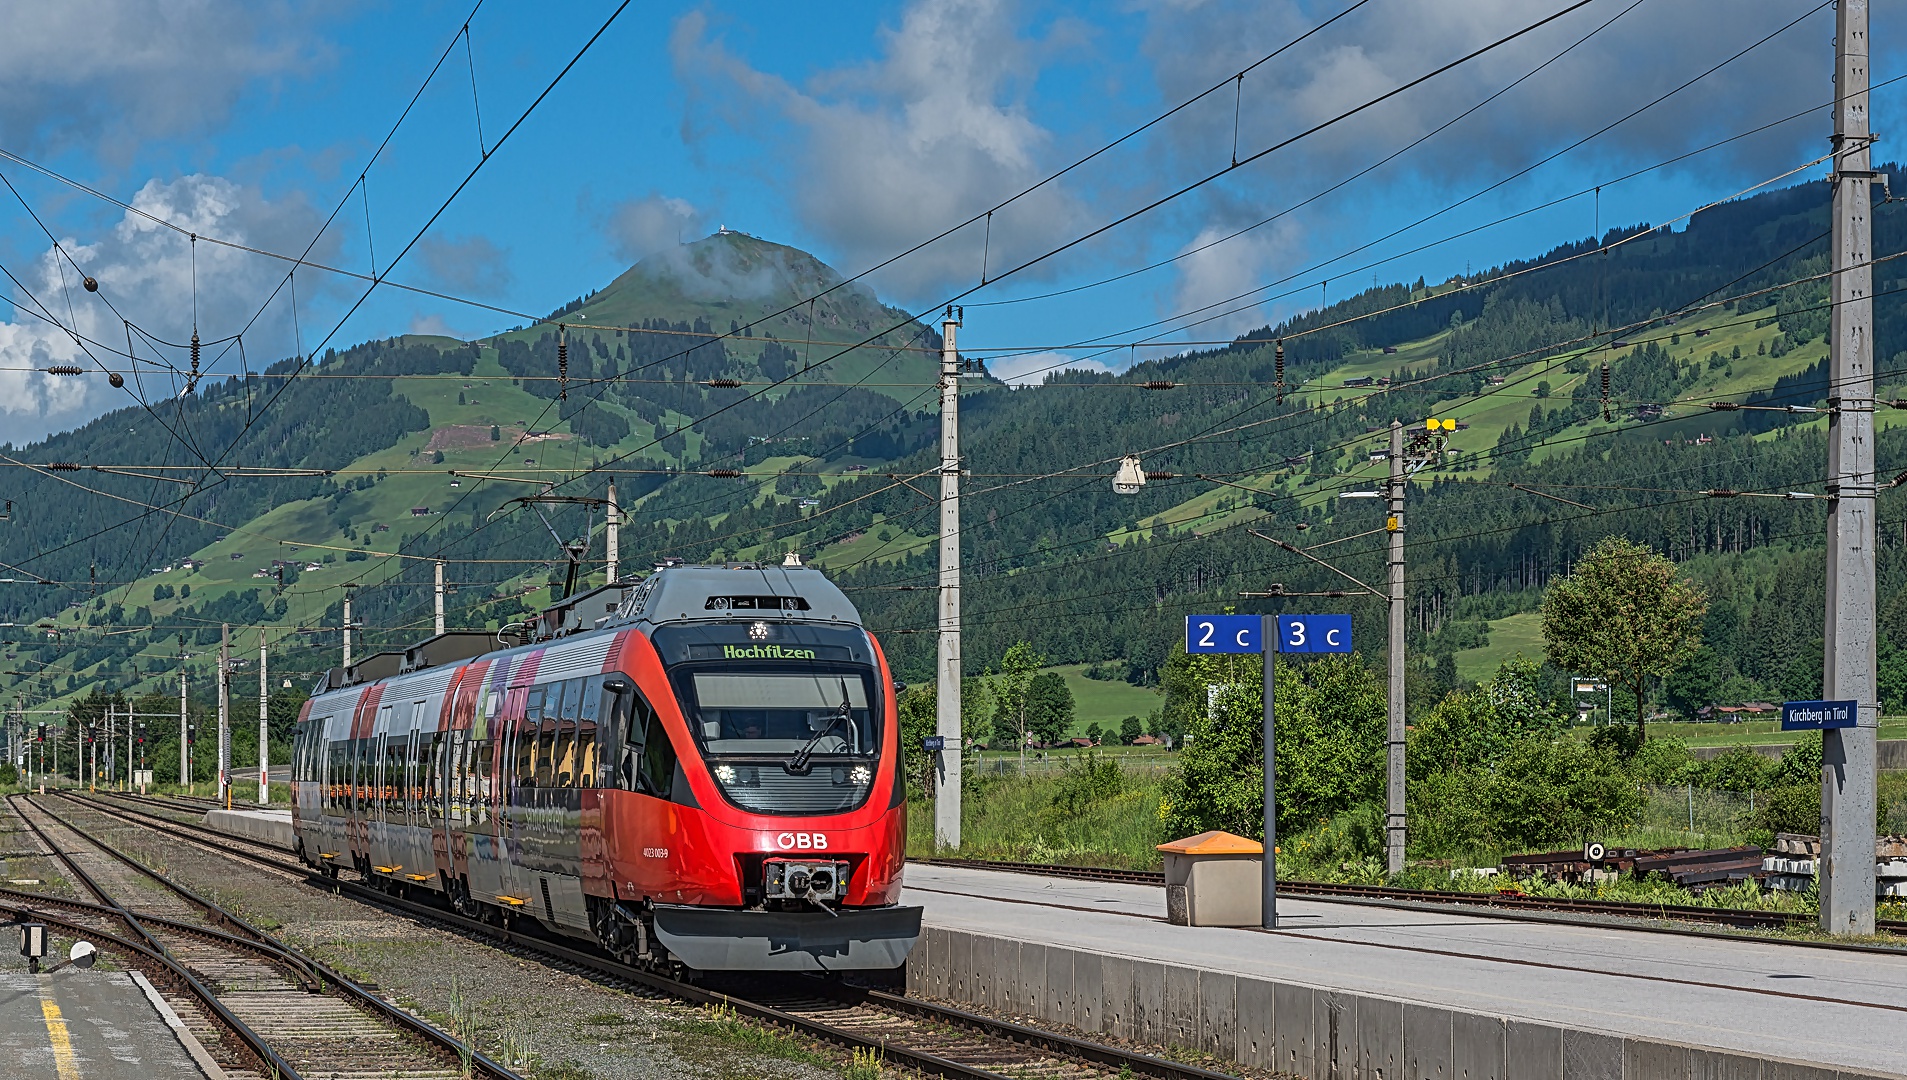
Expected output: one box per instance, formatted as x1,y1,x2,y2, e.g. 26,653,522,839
289,563,920,972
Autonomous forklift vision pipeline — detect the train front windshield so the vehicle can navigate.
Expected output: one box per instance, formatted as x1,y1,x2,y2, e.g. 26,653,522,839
671,665,883,814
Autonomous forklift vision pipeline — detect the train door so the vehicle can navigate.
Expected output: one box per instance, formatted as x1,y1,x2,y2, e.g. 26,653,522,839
401,705,426,880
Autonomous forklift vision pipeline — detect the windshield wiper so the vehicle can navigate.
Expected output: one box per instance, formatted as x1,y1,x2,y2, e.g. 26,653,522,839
787,680,853,773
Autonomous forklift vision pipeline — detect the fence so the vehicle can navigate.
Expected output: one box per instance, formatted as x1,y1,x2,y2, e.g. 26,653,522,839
1639,784,1759,835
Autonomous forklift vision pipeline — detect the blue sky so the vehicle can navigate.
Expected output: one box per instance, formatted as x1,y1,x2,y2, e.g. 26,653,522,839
1,0,1902,441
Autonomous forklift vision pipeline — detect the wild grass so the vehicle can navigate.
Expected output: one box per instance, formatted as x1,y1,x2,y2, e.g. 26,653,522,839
908,753,1169,869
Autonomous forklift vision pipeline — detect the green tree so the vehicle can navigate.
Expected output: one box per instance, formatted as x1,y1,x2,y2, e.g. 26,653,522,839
1663,647,1721,719
1025,671,1074,744
1160,653,1385,841
1084,721,1104,745
990,642,1044,757
1119,714,1142,744
896,683,938,798
1541,536,1705,747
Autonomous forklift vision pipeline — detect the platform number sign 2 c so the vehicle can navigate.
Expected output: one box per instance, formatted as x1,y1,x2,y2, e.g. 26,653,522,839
1185,615,1261,654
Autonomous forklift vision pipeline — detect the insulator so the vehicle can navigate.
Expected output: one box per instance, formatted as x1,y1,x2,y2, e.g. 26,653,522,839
703,378,742,388
189,331,200,391
1141,380,1176,390
706,468,742,478
47,462,80,471
108,372,124,389
43,365,83,376
557,328,569,402
1144,470,1175,481
1274,341,1286,403
82,276,98,293
1599,362,1611,421
1707,402,1741,411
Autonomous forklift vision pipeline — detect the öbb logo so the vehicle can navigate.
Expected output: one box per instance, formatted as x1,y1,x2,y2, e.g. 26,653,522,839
775,832,829,851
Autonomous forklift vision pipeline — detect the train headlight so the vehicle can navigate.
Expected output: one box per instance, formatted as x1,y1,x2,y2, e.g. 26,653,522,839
714,765,736,783
851,766,871,784
748,620,770,640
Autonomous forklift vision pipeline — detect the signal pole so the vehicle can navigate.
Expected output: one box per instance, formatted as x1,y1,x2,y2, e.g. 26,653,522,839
1821,0,1878,936
343,588,355,667
217,623,230,805
259,632,270,805
434,561,446,635
178,641,188,791
934,311,963,851
1386,420,1407,874
606,479,620,585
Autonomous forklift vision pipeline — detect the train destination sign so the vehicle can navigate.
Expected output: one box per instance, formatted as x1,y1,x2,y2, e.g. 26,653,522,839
1780,699,1858,730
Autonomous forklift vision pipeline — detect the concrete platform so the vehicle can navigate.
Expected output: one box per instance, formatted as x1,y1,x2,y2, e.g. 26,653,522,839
903,864,1907,1079
201,807,293,850
0,970,217,1078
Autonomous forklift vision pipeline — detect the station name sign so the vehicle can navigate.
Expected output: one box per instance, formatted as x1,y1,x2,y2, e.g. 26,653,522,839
1780,699,1858,730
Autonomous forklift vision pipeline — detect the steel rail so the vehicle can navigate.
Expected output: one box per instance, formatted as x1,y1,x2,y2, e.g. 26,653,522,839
80,792,1242,1080
20,793,526,1080
6,794,307,1079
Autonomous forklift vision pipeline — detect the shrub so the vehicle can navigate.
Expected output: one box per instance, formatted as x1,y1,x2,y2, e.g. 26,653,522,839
1051,751,1123,816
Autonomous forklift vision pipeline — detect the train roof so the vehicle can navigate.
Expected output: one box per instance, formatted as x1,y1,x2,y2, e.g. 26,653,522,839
622,563,860,627
312,562,862,695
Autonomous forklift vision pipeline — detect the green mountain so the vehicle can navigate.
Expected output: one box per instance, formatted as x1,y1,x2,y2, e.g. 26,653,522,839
9,182,1907,764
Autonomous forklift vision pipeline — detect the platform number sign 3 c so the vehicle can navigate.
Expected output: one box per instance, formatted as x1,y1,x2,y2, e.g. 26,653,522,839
1275,614,1352,654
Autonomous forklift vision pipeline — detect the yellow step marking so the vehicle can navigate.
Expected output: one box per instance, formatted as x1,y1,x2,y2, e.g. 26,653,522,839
38,987,80,1080
495,895,527,906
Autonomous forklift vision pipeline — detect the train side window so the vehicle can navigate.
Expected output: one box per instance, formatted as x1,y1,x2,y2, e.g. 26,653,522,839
513,712,538,788
558,679,582,722
575,679,603,789
613,681,648,790
524,686,545,723
632,689,676,799
475,738,496,823
553,714,576,788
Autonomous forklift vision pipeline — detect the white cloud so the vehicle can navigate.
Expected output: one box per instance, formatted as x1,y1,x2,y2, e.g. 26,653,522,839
1165,218,1304,342
987,351,1116,388
416,234,511,296
0,1,330,154
0,174,337,445
1126,0,1888,337
606,193,703,263
671,0,1090,300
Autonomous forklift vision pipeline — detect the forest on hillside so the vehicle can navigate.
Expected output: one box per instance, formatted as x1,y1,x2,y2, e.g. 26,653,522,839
7,172,1907,724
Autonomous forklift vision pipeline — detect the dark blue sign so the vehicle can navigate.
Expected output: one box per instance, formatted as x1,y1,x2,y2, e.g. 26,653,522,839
1275,614,1353,654
1186,615,1262,654
922,735,946,752
1781,699,1858,731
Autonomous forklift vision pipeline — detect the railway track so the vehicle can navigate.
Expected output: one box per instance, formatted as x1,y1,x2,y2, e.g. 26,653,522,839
77,792,1246,1080
5,794,522,1080
919,857,1907,941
